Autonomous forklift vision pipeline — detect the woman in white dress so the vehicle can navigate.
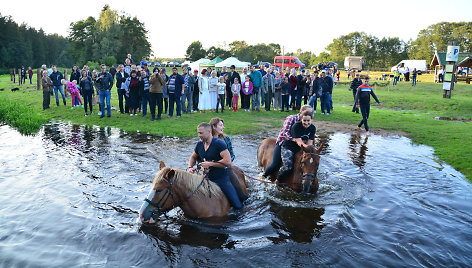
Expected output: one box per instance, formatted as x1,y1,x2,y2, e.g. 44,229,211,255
208,70,218,111
198,69,212,111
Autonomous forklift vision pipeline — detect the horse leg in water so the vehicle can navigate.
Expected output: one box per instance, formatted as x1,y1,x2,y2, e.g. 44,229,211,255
278,145,295,183
228,167,248,202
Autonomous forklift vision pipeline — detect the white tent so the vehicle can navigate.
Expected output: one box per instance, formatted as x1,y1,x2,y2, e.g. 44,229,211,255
215,57,250,68
188,58,211,72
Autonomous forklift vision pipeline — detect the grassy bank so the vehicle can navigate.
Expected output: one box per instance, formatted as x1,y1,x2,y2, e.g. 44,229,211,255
0,74,471,180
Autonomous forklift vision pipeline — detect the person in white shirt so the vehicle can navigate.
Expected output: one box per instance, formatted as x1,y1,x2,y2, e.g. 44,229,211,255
216,76,226,113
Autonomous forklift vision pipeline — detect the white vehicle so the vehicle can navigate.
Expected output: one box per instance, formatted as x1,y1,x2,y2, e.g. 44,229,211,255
344,56,364,71
391,60,427,74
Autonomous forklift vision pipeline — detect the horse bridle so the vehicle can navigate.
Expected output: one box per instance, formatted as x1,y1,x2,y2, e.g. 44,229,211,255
143,172,208,220
301,152,320,182
144,177,176,219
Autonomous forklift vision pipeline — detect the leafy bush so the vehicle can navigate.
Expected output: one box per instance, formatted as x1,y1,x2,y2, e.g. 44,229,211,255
104,56,116,67
85,61,100,71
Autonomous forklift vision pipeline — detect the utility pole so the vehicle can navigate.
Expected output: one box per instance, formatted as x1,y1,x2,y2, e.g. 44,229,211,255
443,42,460,99
282,46,285,73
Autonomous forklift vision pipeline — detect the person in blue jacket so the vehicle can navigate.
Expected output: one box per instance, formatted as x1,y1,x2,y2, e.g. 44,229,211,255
49,65,67,106
249,65,262,112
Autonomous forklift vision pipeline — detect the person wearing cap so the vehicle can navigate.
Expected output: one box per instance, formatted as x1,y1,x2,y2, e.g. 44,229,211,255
349,73,362,113
192,69,200,111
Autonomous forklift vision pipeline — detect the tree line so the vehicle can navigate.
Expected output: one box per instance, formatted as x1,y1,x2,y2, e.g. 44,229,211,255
185,22,471,70
0,10,469,73
0,13,72,71
0,5,151,73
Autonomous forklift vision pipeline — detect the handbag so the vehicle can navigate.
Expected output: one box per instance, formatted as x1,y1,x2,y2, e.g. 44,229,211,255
92,95,99,105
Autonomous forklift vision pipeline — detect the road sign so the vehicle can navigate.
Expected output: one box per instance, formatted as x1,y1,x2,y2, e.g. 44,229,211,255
446,46,460,62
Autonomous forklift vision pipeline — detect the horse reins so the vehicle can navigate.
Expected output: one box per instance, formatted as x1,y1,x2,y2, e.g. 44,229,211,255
246,151,320,186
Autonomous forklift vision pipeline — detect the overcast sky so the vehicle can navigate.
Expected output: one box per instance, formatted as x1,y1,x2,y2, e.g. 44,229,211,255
2,0,471,58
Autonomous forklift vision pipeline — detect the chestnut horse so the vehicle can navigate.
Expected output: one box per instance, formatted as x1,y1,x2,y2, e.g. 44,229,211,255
139,161,247,223
257,137,323,194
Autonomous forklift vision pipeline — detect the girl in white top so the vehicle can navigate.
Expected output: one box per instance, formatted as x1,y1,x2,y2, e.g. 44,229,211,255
208,71,218,110
198,69,212,111
216,76,226,113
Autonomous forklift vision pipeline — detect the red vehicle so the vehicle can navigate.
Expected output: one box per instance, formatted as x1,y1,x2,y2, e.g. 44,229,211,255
273,56,306,69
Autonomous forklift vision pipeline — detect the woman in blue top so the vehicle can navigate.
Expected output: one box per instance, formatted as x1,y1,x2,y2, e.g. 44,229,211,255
210,117,235,161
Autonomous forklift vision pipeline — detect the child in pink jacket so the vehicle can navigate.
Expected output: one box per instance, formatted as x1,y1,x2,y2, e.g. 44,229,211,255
62,79,82,108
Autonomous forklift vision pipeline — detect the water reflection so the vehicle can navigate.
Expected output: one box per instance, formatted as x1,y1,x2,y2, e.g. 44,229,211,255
268,202,325,243
140,221,231,250
348,133,369,168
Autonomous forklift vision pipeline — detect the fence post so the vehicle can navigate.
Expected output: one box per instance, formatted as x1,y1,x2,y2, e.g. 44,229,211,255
18,69,21,86
37,69,42,90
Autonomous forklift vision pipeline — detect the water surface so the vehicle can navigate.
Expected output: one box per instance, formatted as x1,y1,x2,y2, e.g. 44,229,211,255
0,123,471,267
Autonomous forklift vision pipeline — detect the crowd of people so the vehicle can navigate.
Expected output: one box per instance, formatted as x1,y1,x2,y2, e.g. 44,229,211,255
39,54,382,136
39,54,341,119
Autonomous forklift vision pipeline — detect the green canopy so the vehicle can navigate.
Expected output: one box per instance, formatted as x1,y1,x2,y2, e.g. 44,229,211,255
200,57,224,67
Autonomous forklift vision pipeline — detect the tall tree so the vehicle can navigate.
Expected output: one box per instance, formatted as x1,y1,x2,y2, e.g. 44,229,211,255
68,6,151,67
409,22,472,60
206,46,231,59
185,41,206,61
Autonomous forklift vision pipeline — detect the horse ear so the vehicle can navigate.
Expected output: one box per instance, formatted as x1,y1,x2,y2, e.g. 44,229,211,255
165,169,175,180
317,142,325,154
159,161,166,170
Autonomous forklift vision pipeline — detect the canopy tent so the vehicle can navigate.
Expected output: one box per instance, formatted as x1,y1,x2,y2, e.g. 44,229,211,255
215,57,250,69
200,57,224,67
188,58,210,72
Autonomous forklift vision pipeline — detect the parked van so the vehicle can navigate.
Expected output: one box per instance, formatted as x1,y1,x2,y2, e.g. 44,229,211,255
273,56,305,69
391,60,427,74
344,56,364,71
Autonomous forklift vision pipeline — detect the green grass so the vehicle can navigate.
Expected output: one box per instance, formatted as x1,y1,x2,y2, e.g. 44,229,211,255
1,73,471,181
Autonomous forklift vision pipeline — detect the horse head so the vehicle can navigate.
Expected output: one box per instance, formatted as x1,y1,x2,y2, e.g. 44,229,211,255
139,161,177,223
299,143,324,194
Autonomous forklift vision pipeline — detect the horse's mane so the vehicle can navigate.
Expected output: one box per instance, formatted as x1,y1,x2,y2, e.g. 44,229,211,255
154,167,224,199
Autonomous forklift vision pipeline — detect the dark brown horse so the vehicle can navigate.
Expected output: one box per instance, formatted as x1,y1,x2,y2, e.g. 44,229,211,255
139,161,247,223
257,137,323,194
